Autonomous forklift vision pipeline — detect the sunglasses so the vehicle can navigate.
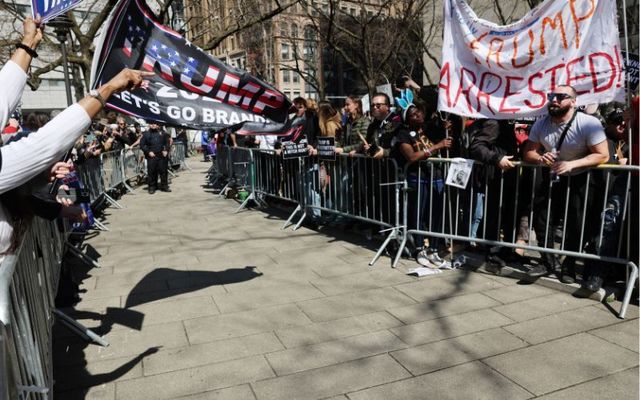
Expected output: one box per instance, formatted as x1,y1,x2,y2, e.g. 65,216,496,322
547,93,574,102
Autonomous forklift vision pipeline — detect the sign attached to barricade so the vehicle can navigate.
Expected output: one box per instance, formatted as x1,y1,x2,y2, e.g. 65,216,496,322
282,141,309,159
622,51,639,93
31,0,83,22
445,158,474,189
317,137,336,161
439,0,625,119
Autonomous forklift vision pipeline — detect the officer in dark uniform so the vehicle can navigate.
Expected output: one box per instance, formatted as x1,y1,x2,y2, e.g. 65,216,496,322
140,121,171,194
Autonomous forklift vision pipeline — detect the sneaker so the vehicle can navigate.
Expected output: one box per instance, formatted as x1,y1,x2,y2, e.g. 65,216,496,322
417,250,451,269
416,250,438,269
527,264,548,277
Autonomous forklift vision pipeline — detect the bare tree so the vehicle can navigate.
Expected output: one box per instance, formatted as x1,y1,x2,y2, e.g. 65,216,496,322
0,0,295,98
289,0,429,97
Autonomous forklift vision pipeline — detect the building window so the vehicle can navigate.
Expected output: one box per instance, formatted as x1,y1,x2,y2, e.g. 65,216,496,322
293,91,301,98
282,70,290,83
291,24,298,38
280,22,288,37
292,72,300,83
304,26,316,41
281,43,290,60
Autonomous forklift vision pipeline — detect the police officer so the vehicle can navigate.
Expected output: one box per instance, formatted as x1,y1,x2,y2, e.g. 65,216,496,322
140,121,171,194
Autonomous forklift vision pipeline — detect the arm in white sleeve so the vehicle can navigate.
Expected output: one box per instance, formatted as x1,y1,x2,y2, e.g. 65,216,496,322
0,104,91,194
0,61,28,129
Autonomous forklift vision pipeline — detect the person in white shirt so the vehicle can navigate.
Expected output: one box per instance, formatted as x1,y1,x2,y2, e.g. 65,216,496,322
523,85,608,281
0,17,152,258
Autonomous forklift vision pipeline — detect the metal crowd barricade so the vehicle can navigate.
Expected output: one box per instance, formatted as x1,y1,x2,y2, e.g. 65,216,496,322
98,151,124,209
239,149,406,260
0,145,161,397
0,218,66,399
229,147,263,212
211,144,232,190
122,147,146,185
75,157,104,207
397,158,639,318
249,149,306,228
170,143,190,171
252,149,302,202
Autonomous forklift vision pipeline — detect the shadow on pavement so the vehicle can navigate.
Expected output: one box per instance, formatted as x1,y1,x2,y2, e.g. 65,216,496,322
124,266,263,308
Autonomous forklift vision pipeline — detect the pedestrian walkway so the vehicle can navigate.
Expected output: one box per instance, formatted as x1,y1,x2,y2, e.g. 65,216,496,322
53,160,639,400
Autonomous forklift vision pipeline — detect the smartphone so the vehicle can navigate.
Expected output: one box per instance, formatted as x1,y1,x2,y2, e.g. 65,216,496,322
57,187,90,204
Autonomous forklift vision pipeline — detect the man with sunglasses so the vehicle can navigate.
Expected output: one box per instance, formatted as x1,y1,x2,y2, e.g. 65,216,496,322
523,85,609,281
365,93,401,159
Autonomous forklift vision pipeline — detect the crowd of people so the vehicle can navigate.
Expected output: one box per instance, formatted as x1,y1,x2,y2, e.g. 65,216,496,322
202,78,638,295
1,18,638,297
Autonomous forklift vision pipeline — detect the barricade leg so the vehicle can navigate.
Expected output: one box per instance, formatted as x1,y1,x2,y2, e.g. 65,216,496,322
369,227,399,267
282,205,302,230
103,193,124,209
218,181,232,198
66,242,101,268
619,262,639,319
92,219,110,232
53,309,109,347
292,210,307,231
181,159,192,171
122,180,136,194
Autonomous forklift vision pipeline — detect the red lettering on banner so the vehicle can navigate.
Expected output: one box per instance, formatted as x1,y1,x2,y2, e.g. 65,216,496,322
486,38,506,69
498,76,523,113
512,30,535,68
453,68,477,113
614,46,623,88
545,63,565,92
469,32,488,50
540,12,568,55
438,62,452,108
525,72,546,110
565,57,590,94
589,52,616,93
476,72,502,115
569,0,596,49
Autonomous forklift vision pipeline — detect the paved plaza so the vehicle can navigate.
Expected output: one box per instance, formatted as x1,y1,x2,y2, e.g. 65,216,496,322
53,160,639,400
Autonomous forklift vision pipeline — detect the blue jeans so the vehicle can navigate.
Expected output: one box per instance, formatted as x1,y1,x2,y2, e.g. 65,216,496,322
408,175,444,250
469,192,485,241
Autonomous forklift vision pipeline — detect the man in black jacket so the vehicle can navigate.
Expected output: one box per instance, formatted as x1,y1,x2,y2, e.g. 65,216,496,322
140,122,171,194
468,119,520,270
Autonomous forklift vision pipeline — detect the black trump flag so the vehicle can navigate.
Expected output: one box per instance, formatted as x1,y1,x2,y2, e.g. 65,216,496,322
90,0,292,134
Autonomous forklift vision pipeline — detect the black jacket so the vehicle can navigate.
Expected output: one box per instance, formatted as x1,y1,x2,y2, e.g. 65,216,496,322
140,129,170,157
468,119,518,181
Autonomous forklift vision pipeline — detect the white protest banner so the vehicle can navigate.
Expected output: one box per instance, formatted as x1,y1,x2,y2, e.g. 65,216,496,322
438,0,625,119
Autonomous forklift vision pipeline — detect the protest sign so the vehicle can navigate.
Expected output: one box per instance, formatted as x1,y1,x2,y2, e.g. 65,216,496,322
282,141,309,159
32,0,83,22
439,0,625,119
622,51,639,93
317,137,336,161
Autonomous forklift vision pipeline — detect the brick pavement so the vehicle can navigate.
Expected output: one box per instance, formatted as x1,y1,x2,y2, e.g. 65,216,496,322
53,160,639,400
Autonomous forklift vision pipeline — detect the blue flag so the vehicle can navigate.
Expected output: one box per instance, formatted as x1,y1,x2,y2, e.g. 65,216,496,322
31,0,83,22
